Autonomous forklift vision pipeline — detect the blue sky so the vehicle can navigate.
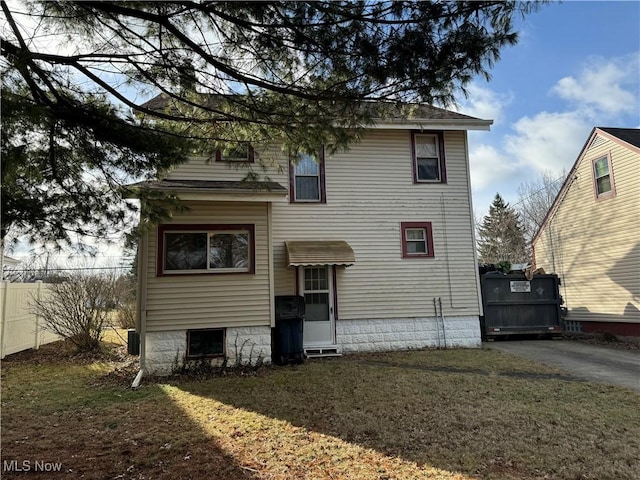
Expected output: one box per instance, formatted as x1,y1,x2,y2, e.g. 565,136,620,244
457,0,640,219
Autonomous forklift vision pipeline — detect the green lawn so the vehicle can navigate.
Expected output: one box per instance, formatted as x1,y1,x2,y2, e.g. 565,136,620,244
1,339,639,479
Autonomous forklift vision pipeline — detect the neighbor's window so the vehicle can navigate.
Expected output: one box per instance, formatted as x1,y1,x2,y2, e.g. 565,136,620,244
159,224,255,275
290,150,326,203
412,131,446,183
187,329,225,358
593,155,614,197
215,143,254,162
401,222,434,258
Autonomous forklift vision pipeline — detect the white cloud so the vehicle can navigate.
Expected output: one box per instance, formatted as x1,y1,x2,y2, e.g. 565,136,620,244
468,143,519,192
454,83,513,125
551,54,639,116
504,111,591,176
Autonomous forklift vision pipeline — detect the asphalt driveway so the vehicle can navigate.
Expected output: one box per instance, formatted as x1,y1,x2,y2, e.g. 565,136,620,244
485,339,640,392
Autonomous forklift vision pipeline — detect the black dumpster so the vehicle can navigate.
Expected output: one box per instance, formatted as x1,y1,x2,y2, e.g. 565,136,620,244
272,295,305,365
480,273,563,339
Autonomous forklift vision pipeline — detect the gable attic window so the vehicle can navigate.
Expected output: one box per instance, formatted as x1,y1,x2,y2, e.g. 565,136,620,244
593,154,614,197
215,143,255,162
411,131,447,183
289,150,326,203
401,222,435,258
158,224,255,275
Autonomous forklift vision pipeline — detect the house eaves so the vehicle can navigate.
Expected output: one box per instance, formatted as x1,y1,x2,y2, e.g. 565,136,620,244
139,93,492,131
371,117,492,131
125,179,288,203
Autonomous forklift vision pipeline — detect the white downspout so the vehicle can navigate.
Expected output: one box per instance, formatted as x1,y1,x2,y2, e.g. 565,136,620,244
132,230,149,388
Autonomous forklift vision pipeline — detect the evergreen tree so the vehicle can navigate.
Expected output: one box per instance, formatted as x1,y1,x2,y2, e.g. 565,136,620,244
1,1,544,247
477,193,528,265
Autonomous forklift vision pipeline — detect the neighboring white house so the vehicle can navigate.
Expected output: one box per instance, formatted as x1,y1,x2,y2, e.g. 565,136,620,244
533,127,640,339
131,96,492,374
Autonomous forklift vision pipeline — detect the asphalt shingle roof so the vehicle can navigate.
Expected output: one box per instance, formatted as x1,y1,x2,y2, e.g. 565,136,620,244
140,93,486,123
599,127,640,149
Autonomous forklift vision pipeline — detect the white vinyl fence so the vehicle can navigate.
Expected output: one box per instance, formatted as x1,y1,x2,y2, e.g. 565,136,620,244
0,281,59,359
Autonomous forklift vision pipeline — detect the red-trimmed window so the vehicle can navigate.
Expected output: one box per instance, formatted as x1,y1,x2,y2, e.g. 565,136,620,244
411,131,446,183
592,154,615,198
215,143,255,163
289,150,326,203
157,224,255,275
401,222,435,258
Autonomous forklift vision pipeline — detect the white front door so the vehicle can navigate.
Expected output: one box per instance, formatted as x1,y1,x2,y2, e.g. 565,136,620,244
299,266,335,346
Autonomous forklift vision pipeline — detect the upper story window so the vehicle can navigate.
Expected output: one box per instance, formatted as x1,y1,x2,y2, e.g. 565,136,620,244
593,154,614,198
401,222,435,258
289,150,326,203
412,131,446,183
215,143,254,163
158,224,255,275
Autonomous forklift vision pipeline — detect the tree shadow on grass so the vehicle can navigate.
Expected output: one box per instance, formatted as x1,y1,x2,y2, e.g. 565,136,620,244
0,372,259,480
175,354,640,480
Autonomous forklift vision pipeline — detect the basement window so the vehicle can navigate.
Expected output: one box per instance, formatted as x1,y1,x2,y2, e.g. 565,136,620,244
187,329,225,358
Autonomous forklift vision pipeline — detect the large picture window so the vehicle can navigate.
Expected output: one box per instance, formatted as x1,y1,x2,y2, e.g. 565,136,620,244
290,150,326,203
411,131,446,183
158,224,255,275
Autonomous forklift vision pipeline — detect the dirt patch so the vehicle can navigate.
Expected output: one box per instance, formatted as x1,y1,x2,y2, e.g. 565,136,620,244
564,333,640,350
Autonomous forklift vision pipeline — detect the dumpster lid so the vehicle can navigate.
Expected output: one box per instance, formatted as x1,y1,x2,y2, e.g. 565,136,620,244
285,241,355,267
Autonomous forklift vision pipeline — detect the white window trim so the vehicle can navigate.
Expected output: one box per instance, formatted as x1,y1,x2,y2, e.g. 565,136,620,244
414,133,442,183
405,227,428,254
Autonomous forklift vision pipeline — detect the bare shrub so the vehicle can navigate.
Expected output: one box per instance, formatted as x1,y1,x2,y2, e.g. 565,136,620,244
115,275,137,329
116,301,136,330
30,272,120,353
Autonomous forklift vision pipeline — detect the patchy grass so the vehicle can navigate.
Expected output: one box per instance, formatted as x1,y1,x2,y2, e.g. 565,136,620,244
1,343,639,480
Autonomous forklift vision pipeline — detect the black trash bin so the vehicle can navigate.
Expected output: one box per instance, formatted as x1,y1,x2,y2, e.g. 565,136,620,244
272,295,305,365
127,329,140,355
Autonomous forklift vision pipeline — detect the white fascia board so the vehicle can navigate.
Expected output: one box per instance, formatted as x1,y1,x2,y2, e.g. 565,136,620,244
174,191,288,203
370,119,493,131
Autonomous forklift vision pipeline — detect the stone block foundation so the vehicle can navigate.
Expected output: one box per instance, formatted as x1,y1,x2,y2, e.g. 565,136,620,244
336,316,481,353
143,317,480,375
144,325,272,376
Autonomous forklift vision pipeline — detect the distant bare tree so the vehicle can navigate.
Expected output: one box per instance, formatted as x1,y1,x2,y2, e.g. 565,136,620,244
30,272,120,353
515,170,566,245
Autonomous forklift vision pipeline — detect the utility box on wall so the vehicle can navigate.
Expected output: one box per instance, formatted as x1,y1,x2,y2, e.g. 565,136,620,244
480,273,563,339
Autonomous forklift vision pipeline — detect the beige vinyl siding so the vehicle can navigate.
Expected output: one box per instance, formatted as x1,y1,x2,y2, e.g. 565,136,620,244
144,202,271,332
272,130,481,319
164,144,285,182
534,134,640,323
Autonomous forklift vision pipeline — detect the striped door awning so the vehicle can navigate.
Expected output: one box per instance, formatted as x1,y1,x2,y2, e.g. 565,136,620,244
285,241,356,267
